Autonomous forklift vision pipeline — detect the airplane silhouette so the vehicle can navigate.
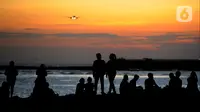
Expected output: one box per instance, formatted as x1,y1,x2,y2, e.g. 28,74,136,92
68,16,79,20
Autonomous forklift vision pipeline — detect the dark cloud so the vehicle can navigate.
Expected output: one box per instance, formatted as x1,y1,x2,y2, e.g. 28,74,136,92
54,24,83,26
146,33,177,41
53,33,119,38
159,43,200,59
24,28,40,31
0,32,45,38
0,32,119,38
146,32,200,43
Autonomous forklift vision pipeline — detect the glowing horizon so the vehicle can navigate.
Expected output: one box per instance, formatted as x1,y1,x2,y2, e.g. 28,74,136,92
0,0,199,64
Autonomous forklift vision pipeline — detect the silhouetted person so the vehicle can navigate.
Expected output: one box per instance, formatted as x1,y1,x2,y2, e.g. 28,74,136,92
174,71,182,89
92,53,106,94
0,82,9,100
187,71,199,92
4,61,18,97
168,73,176,89
120,74,129,95
42,82,56,98
32,81,56,99
129,74,140,95
106,53,117,94
162,73,176,95
35,64,47,85
145,73,159,91
130,74,140,89
32,64,54,99
76,78,85,96
85,77,94,96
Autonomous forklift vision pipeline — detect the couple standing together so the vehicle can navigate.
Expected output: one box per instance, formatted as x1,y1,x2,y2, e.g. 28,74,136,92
93,53,117,94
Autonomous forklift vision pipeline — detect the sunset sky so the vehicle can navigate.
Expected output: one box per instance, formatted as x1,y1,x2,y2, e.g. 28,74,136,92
0,0,199,65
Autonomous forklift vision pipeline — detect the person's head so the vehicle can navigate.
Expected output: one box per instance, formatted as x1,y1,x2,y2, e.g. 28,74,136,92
134,74,139,81
148,73,154,79
123,74,128,81
109,53,116,60
9,61,15,67
175,71,181,78
79,78,85,84
87,77,92,83
190,71,197,78
40,64,46,69
96,53,102,60
169,73,175,79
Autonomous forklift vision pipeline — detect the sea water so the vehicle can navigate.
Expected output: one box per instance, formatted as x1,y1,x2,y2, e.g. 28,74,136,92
0,70,199,98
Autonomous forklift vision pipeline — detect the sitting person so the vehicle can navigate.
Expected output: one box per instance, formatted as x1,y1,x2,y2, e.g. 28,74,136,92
85,77,94,96
187,71,199,93
129,74,140,94
168,73,176,89
32,81,56,99
145,73,159,92
0,81,9,100
35,64,47,86
120,74,129,95
174,71,182,89
75,78,85,96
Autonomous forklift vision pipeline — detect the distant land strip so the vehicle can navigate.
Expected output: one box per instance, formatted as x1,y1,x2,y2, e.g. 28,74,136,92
0,59,199,71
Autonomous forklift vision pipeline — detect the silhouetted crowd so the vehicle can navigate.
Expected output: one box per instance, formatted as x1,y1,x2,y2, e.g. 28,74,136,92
0,53,199,101
76,53,199,97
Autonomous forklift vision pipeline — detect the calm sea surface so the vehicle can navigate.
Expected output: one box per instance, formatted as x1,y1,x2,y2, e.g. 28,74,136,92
0,70,200,98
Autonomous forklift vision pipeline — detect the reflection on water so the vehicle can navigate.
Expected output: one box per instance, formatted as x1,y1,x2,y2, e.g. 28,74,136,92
0,70,200,98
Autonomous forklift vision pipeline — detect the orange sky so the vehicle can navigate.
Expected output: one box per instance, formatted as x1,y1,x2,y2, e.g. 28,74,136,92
0,0,199,48
0,0,200,64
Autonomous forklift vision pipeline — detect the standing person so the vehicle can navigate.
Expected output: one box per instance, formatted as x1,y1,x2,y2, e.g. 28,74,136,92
106,53,117,94
92,53,106,95
4,61,18,97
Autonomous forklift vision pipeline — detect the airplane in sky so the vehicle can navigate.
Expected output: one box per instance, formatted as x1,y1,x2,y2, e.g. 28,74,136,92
68,16,79,20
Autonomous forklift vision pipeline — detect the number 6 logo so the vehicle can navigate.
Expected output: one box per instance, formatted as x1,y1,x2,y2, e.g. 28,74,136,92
176,6,192,22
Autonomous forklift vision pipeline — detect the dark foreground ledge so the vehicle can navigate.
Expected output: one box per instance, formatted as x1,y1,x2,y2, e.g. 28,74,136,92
1,94,200,112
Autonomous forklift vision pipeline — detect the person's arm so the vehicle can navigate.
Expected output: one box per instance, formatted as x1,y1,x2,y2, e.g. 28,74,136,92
36,69,39,76
15,69,19,76
180,79,182,87
75,84,79,94
4,68,8,76
195,75,198,82
44,70,47,76
103,60,106,75
153,80,159,87
92,61,96,78
144,80,147,89
105,61,109,78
